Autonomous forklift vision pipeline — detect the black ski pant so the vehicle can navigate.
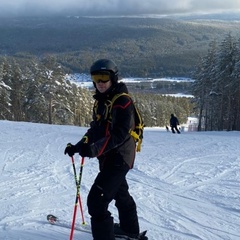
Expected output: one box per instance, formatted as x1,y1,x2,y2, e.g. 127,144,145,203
171,125,180,134
87,163,139,240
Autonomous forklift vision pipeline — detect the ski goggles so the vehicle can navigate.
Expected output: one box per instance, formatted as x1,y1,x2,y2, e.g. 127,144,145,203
91,71,111,84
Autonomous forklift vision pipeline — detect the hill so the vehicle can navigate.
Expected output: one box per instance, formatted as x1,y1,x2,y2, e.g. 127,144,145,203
0,120,240,239
1,14,240,77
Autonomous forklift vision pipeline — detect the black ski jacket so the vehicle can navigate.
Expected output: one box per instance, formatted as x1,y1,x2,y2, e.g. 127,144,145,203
170,115,179,127
82,82,136,169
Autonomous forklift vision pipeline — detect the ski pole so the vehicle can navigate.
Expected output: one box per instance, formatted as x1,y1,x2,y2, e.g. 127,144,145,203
71,156,86,225
70,156,85,240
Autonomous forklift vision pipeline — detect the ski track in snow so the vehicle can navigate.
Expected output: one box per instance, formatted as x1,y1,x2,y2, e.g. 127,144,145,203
1,120,240,240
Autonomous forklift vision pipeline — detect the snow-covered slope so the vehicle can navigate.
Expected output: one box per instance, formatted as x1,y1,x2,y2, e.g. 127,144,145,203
0,120,240,240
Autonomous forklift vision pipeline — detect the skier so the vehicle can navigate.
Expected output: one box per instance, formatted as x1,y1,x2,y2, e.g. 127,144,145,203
64,59,142,240
170,113,180,134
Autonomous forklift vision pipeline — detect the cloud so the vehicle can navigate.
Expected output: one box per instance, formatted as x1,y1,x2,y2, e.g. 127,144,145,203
0,0,240,17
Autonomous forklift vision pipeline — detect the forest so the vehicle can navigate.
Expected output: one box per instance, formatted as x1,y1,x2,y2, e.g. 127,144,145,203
192,34,240,131
1,16,240,77
1,16,240,130
0,55,193,127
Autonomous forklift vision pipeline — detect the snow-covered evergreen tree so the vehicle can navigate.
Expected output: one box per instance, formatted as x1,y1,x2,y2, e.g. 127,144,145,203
0,59,12,120
193,34,240,131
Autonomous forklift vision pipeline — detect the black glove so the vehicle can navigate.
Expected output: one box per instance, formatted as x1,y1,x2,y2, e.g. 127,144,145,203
64,143,77,157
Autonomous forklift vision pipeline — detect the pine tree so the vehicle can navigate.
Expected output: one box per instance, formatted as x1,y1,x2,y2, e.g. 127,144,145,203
40,55,67,124
216,33,237,130
0,60,12,120
230,37,240,130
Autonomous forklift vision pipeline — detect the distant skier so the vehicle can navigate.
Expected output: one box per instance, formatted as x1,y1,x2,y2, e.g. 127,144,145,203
170,114,180,134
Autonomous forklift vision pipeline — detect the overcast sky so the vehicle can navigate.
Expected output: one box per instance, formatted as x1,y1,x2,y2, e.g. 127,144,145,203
1,0,240,17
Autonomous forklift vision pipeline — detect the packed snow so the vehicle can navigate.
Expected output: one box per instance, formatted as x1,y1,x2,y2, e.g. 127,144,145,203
0,120,240,240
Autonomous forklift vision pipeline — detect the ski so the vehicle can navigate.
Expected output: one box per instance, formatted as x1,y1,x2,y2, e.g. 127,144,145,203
47,214,148,240
115,230,148,240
